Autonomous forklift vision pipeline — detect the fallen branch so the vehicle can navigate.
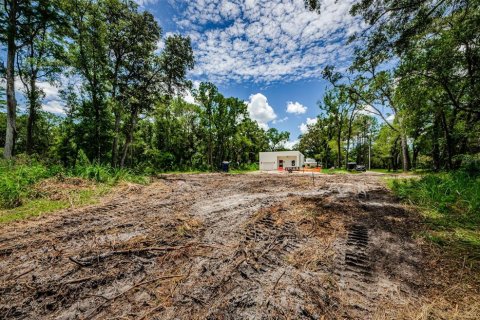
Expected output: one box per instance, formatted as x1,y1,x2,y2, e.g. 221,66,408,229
272,269,286,293
11,267,34,280
137,304,165,320
69,256,92,267
183,293,205,305
86,274,185,319
63,275,95,285
69,244,197,266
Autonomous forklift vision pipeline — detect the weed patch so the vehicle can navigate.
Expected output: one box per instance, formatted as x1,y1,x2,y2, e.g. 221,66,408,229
389,171,480,261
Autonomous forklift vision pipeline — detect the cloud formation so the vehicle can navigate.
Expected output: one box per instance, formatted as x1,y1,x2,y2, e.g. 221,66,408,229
299,117,318,134
284,139,299,150
42,100,65,114
246,93,277,129
286,101,307,114
272,116,288,124
171,0,361,84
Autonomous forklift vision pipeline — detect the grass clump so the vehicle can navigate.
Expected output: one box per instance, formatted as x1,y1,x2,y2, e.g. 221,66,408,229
0,161,62,208
0,185,111,224
0,154,148,223
389,170,480,259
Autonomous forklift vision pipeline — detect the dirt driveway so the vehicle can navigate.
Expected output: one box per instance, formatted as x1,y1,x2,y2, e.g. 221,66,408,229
0,173,475,319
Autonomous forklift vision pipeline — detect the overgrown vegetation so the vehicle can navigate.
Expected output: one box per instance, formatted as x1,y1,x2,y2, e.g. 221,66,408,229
0,156,149,223
390,160,480,259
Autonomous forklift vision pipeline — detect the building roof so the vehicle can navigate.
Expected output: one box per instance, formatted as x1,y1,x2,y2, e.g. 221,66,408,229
259,151,303,156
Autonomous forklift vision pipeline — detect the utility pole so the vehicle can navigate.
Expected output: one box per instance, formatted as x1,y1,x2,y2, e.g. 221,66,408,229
368,125,372,170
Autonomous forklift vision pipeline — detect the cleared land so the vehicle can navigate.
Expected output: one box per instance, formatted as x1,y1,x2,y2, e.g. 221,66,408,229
0,173,478,319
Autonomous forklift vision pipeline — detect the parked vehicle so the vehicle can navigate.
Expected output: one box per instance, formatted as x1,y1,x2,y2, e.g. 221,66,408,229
355,165,366,172
347,162,357,171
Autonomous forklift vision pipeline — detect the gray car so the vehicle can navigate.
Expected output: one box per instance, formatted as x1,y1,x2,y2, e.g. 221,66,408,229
355,165,366,172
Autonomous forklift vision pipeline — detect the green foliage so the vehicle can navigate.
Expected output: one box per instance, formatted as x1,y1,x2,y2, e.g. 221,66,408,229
0,186,111,224
390,171,480,255
142,149,175,174
229,163,259,174
459,154,480,177
266,128,290,151
70,163,148,185
0,160,60,208
0,157,147,210
391,173,480,220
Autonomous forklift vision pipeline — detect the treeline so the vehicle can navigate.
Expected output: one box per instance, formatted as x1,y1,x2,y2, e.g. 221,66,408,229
300,0,480,171
0,0,290,172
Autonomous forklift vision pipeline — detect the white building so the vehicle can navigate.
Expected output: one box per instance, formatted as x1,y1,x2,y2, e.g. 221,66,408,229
304,158,318,168
259,151,305,171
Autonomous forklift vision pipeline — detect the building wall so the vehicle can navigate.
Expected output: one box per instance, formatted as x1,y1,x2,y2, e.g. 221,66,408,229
259,151,305,171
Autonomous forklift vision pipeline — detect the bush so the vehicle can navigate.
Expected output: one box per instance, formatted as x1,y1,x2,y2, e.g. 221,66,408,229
0,156,148,209
459,154,480,177
390,171,480,227
142,149,176,173
0,160,60,208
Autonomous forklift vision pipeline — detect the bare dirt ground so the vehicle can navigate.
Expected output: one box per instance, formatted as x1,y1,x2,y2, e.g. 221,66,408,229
0,173,478,319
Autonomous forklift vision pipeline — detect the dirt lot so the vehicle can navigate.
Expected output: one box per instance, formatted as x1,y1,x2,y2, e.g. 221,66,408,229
0,173,478,319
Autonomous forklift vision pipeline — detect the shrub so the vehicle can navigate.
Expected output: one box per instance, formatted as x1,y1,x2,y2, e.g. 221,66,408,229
459,154,480,177
0,160,58,208
390,171,480,227
0,157,148,209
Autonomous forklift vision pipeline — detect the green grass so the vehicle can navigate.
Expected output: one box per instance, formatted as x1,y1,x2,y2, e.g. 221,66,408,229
229,163,259,174
369,168,401,174
321,168,358,174
0,159,148,223
0,161,62,208
370,168,428,174
0,185,111,224
389,171,480,259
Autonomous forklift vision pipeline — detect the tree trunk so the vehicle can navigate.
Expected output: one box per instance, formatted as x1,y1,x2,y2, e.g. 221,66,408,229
26,72,38,155
120,111,138,168
432,114,441,171
345,113,355,170
93,89,101,162
400,134,410,172
4,0,18,159
439,110,454,170
412,143,419,170
336,128,341,168
111,62,120,167
112,110,121,167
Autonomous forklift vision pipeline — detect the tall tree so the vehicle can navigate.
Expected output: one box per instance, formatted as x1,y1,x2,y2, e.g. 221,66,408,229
319,88,351,168
0,0,28,158
104,0,162,166
266,128,290,151
16,0,63,154
63,0,110,162
195,82,218,169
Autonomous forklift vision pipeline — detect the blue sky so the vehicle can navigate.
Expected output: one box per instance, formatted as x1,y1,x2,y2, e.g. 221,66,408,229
140,0,362,145
7,0,362,147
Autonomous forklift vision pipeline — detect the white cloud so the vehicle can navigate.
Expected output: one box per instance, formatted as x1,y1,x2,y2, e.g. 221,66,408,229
286,101,307,114
172,0,363,83
284,139,299,150
134,0,158,6
272,116,288,124
37,81,61,99
42,99,65,114
299,117,318,134
183,90,196,104
386,114,395,123
246,93,277,129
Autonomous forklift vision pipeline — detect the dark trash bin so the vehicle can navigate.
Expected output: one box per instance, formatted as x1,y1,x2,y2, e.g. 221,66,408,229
221,161,230,172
